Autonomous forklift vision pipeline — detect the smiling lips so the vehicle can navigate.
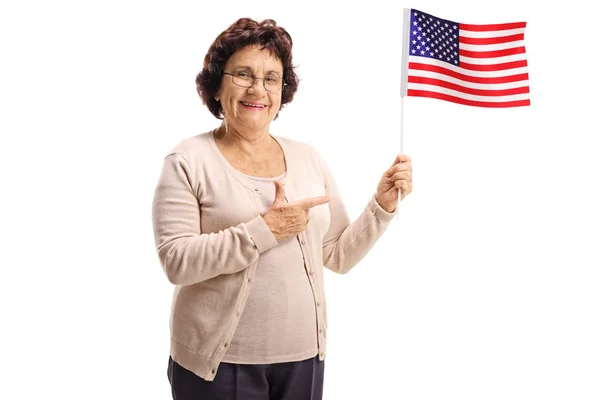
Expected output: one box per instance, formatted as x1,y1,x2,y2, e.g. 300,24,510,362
240,101,267,110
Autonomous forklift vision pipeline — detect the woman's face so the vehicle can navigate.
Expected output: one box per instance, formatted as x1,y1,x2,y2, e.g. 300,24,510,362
217,45,283,134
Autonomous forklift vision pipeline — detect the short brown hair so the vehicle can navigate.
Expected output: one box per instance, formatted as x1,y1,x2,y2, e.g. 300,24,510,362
196,18,299,119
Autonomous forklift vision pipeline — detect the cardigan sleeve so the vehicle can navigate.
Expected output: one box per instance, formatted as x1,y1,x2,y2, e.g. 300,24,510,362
316,150,396,274
151,153,278,286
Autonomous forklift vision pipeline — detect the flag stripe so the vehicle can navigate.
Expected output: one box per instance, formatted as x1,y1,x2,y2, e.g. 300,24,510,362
459,27,525,39
461,53,527,65
459,33,524,45
409,58,529,79
408,76,529,96
460,59,528,71
408,68,529,89
407,89,530,107
459,46,526,59
408,82,529,102
459,21,526,31
460,40,525,52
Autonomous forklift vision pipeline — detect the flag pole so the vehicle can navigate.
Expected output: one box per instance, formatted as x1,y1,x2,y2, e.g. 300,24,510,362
400,95,404,155
396,95,404,220
397,8,410,219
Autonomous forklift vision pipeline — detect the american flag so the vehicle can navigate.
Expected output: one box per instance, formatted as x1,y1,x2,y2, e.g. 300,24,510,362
401,9,530,107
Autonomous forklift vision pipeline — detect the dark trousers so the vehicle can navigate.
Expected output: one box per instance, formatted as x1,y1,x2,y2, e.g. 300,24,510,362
167,355,324,400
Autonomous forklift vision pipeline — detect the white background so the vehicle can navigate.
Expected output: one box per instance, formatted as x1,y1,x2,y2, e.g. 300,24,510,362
1,0,599,399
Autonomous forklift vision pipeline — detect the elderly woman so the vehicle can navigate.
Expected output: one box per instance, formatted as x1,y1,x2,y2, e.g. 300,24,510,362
151,18,412,400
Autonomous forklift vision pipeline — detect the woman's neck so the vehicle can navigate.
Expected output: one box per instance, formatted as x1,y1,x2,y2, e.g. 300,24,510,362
215,124,274,158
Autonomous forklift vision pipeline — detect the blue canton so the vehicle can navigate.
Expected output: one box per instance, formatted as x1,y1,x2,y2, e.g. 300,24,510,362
410,9,460,66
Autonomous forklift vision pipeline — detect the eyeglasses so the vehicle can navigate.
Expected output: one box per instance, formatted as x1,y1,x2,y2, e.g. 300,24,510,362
223,71,286,93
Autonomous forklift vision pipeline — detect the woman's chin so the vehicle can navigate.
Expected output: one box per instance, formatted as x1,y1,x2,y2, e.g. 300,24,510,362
233,118,272,132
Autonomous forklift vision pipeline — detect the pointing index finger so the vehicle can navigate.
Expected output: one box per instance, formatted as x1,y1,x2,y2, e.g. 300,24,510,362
297,196,330,209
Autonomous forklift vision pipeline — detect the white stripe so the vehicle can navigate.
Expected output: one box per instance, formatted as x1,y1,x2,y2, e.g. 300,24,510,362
408,55,529,78
407,82,530,102
460,53,527,65
459,27,525,38
409,69,529,91
461,40,525,52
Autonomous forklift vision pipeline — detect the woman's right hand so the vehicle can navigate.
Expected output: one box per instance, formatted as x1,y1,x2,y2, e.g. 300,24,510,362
262,181,330,241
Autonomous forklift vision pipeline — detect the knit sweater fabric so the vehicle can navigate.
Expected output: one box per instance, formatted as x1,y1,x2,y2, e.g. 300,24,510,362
151,130,396,381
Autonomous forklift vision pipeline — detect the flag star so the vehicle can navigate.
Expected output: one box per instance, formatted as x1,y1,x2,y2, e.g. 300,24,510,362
454,60,458,64
413,11,418,16
412,40,416,44
411,49,416,54
421,41,425,45
445,23,448,27
430,52,434,56
417,45,421,49
413,21,417,26
438,54,443,58
417,35,422,40
426,46,430,51
453,25,457,30
421,50,425,55
412,30,417,35
418,27,422,31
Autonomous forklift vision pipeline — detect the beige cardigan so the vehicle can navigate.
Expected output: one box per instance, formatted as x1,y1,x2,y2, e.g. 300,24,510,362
151,130,396,381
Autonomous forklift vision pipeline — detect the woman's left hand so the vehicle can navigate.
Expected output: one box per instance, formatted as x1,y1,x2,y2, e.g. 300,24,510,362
375,154,412,213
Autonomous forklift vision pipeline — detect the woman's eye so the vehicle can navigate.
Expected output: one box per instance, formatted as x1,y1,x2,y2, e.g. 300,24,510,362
237,72,252,79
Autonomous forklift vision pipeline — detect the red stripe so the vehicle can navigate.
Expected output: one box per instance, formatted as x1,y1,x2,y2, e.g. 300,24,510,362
459,21,526,31
460,59,528,71
460,46,526,59
408,76,529,96
408,62,529,84
459,33,524,45
407,89,530,107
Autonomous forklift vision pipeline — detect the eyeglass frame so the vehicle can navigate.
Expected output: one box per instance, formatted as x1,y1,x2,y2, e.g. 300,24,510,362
222,71,287,92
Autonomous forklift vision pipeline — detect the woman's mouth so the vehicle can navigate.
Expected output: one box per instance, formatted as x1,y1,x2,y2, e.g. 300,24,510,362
240,101,267,111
